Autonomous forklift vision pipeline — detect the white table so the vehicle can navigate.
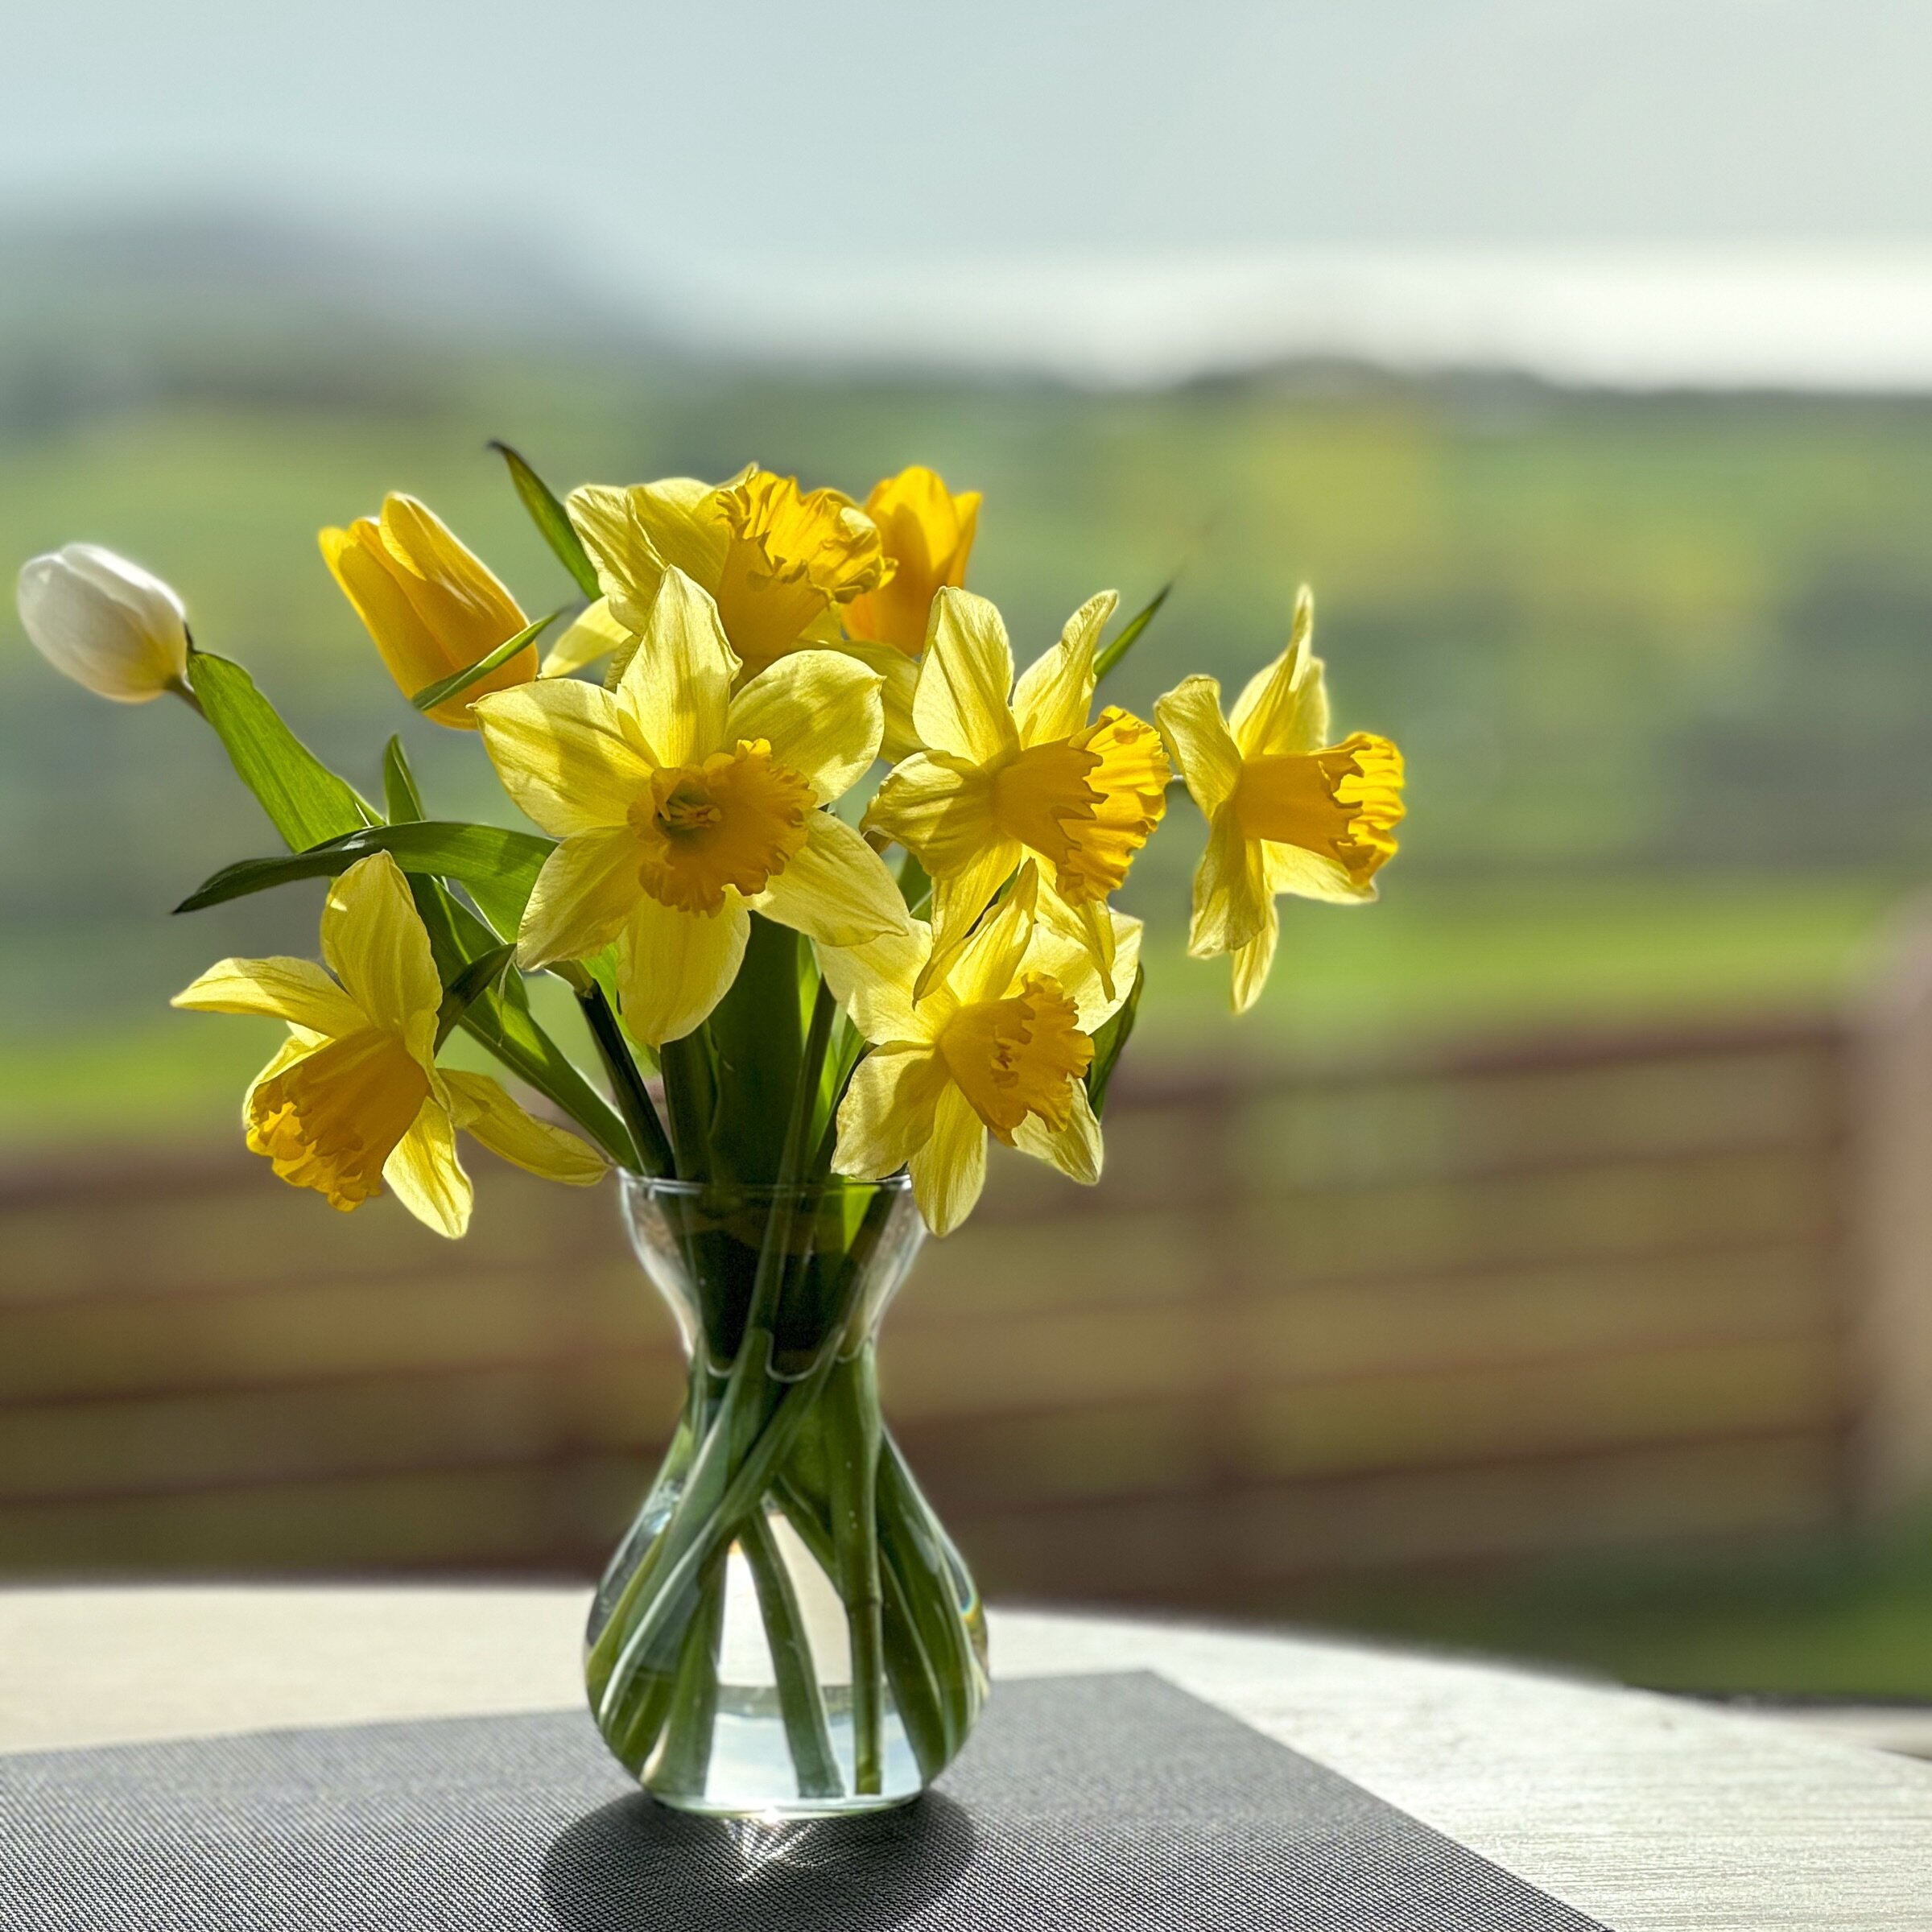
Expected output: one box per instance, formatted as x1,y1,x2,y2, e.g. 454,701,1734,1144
2,1587,1928,1930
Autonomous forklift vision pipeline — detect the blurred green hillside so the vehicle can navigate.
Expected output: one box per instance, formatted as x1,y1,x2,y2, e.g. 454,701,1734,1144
5,250,1932,1146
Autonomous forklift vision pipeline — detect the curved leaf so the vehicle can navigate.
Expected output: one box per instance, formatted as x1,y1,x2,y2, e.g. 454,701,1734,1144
490,439,602,598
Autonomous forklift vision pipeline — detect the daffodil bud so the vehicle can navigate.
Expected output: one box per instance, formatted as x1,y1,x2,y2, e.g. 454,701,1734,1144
17,543,192,703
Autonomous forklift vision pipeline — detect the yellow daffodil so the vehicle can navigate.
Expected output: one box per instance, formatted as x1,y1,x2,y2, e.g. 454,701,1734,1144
567,465,891,689
842,466,980,757
473,567,908,1047
862,586,1169,996
824,865,1141,1236
171,852,605,1234
1154,588,1405,1013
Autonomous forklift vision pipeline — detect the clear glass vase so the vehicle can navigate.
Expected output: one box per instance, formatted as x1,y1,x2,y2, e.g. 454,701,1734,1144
586,1172,989,1817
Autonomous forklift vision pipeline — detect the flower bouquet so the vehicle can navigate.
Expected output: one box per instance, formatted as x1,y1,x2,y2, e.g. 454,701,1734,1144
19,452,1403,1814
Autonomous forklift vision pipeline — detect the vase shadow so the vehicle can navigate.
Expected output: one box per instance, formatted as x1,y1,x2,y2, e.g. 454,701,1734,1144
540,1790,978,1930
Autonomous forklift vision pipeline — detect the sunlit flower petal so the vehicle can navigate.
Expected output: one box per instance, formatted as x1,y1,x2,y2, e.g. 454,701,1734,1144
473,678,651,837
613,570,737,771
1011,590,1113,747
517,828,648,969
171,956,365,1037
440,1069,608,1183
17,543,190,703
616,892,751,1046
1187,807,1270,958
382,1099,473,1237
844,466,980,656
913,588,1019,764
816,922,935,1046
540,597,632,678
756,811,910,949
1011,1079,1103,1185
1228,900,1280,1015
1154,675,1242,818
832,1046,952,1181
320,852,441,1044
907,1083,989,1237
724,649,884,803
1229,586,1326,758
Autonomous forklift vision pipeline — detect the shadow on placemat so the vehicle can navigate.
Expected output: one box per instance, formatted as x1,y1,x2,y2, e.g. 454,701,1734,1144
544,1793,977,1929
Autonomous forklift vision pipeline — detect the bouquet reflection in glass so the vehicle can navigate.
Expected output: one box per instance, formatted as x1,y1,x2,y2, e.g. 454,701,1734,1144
19,448,1403,1816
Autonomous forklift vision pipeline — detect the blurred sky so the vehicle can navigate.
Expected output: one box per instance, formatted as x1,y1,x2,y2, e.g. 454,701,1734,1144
9,0,1932,380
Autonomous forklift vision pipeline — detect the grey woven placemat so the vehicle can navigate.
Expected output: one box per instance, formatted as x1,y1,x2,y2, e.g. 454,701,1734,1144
1,1671,1606,1929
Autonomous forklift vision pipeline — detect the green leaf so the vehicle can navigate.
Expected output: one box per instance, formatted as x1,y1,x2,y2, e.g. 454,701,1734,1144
1084,964,1143,1119
1093,579,1177,684
436,943,516,1047
382,735,425,824
186,650,378,850
410,609,559,716
175,819,555,940
407,872,637,1169
489,439,602,599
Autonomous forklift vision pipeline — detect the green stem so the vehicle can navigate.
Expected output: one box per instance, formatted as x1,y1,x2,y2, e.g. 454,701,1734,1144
824,1351,886,1793
659,1030,715,1181
743,1510,844,1800
577,985,674,1177
651,1554,726,1795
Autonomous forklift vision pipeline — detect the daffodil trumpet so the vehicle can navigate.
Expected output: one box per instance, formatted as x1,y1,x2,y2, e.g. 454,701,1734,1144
26,438,1402,1818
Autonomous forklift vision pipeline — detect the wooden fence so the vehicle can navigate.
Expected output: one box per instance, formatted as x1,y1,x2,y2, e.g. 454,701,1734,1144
6,986,1927,1612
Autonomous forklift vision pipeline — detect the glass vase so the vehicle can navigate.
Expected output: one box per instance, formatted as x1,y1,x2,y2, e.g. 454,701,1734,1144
585,1172,989,1817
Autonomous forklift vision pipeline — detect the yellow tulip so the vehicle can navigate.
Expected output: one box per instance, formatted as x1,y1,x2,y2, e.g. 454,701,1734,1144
824,865,1141,1236
472,568,909,1048
320,494,539,728
1154,588,1405,1013
843,466,980,756
172,852,605,1235
862,586,1169,997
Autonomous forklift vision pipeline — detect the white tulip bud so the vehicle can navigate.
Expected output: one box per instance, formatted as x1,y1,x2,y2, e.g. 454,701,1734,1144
17,543,192,703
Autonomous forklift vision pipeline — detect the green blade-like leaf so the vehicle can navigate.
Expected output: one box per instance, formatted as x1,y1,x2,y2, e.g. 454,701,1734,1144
382,735,426,824
436,943,516,1048
186,650,378,849
410,609,559,716
1084,964,1143,1119
407,872,637,1169
489,439,601,599
1093,579,1176,684
175,820,555,939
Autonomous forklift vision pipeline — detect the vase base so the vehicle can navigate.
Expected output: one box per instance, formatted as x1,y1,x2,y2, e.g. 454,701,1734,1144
646,1789,922,1822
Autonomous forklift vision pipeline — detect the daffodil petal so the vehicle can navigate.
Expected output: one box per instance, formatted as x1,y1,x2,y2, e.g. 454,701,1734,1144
817,922,934,1046
382,1100,473,1237
832,1045,951,1180
540,597,632,677
1229,898,1281,1013
172,956,365,1036
913,588,1018,764
617,893,750,1046
724,649,884,803
1012,1079,1103,1185
473,677,649,836
242,1032,327,1121
1261,837,1379,905
1154,675,1242,818
320,853,440,1039
919,838,1024,998
517,828,644,968
757,811,910,949
1012,590,1114,748
568,480,731,638
946,861,1040,1006
440,1068,607,1183
908,1082,989,1236
615,568,736,770
1026,898,1145,1033
1230,588,1328,758
1188,807,1270,958
865,751,1002,877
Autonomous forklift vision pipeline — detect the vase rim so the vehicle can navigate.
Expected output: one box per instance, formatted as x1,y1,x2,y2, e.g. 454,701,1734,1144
618,1170,914,1199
